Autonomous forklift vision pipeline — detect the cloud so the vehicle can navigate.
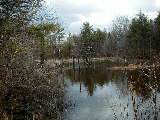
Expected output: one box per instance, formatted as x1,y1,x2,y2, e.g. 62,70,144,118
155,0,160,11
46,0,160,34
55,0,99,16
68,21,83,33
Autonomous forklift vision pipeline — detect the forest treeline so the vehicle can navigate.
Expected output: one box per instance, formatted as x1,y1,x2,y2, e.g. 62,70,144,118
62,12,160,63
1,2,159,66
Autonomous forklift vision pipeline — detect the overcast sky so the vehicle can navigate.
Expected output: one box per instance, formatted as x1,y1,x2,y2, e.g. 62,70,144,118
45,0,160,34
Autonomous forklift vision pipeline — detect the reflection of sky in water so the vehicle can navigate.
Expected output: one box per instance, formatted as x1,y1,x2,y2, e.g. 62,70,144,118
64,68,160,120
64,80,134,120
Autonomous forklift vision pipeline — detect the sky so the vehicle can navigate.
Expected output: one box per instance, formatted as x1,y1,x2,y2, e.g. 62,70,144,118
45,0,160,34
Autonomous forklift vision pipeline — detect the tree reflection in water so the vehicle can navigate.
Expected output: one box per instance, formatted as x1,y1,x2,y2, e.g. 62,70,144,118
65,66,160,120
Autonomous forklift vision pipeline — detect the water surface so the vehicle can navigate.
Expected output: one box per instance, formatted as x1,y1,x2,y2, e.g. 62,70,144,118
64,66,160,120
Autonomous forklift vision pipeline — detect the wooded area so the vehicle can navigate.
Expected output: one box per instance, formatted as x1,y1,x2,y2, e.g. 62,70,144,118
0,0,160,119
0,0,65,119
62,12,160,64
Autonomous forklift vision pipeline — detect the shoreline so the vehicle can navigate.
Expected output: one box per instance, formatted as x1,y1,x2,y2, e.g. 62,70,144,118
46,57,160,71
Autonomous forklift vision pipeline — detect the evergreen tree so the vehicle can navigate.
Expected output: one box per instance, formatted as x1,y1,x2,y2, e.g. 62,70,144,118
154,12,160,54
80,22,95,63
126,11,152,58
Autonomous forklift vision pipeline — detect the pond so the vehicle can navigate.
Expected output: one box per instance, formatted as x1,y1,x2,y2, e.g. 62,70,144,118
63,65,160,120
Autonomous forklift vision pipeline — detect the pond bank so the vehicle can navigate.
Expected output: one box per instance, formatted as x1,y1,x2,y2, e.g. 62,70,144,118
110,64,160,70
47,57,160,71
